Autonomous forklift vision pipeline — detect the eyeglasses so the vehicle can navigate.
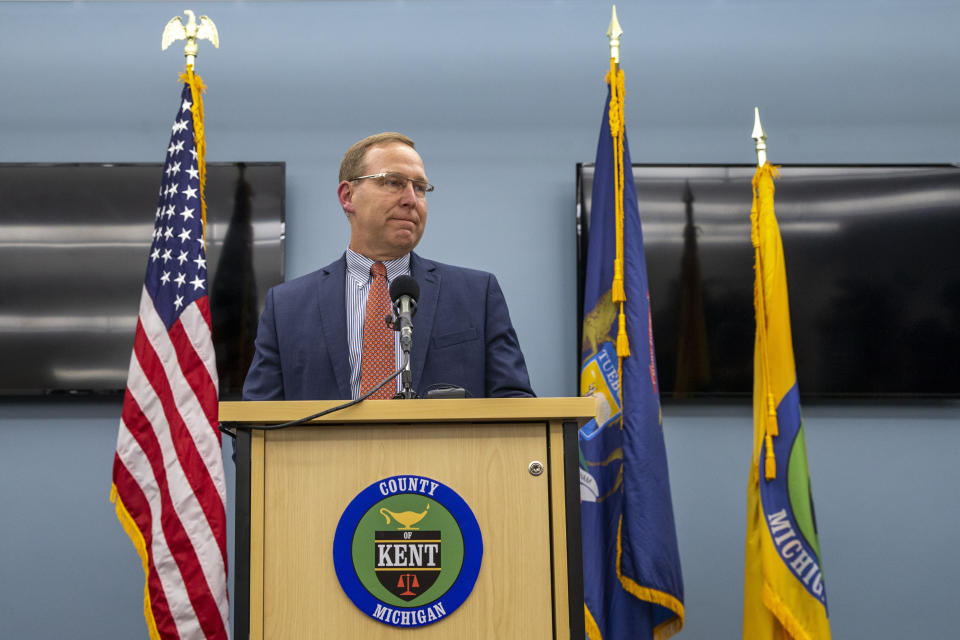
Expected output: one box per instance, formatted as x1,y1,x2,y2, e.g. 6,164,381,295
351,172,435,198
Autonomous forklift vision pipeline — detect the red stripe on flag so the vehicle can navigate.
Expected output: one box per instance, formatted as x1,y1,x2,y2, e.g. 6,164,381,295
169,310,219,435
134,321,229,570
113,455,178,638
121,376,228,640
195,295,214,332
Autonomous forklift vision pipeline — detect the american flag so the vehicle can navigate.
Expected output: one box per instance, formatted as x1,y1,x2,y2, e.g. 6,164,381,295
111,78,230,640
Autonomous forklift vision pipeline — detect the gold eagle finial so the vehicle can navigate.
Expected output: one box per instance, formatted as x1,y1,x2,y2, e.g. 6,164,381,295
162,10,219,68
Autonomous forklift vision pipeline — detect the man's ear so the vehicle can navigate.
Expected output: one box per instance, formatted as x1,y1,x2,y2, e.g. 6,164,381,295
337,180,355,214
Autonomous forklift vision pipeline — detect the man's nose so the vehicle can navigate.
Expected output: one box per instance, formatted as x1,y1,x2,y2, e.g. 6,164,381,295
398,180,418,204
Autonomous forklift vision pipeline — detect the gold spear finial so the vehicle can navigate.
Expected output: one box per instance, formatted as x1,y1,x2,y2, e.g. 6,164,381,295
162,10,219,69
752,106,768,167
607,5,623,64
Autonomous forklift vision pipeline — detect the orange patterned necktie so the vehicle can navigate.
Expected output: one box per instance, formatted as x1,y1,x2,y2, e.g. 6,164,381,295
359,262,396,399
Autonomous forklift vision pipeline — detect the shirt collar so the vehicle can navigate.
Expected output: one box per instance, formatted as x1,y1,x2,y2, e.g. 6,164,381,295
345,249,411,284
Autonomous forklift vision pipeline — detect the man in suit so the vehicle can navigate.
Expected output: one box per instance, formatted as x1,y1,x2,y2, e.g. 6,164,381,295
242,132,533,400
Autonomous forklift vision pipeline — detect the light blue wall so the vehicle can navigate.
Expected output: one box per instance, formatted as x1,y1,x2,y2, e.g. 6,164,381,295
1,1,958,638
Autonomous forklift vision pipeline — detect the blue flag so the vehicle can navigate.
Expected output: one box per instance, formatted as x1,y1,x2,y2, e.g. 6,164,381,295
579,79,684,640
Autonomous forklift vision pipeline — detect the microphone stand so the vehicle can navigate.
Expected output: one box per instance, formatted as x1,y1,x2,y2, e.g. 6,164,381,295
397,361,415,399
390,299,418,399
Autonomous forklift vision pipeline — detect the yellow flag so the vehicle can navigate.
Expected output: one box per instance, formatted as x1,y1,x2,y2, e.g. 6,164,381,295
743,164,832,640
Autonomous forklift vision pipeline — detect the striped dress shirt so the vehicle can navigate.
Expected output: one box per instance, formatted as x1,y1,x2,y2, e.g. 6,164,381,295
345,249,411,398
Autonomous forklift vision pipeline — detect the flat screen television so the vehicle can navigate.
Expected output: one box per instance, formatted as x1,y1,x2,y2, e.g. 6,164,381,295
576,164,960,399
0,162,285,398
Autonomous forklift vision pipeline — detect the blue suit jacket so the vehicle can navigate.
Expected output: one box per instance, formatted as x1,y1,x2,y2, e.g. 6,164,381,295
241,253,534,400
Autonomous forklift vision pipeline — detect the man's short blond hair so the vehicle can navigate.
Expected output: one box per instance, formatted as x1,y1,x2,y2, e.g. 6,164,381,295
338,132,416,183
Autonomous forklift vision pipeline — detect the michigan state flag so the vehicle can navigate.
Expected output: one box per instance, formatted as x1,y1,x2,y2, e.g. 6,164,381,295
579,71,684,640
743,164,831,640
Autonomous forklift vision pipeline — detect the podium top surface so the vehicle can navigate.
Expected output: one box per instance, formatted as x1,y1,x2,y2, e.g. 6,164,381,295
219,397,595,425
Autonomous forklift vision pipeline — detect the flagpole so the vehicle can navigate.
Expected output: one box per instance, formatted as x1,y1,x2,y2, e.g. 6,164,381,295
749,107,779,479
605,5,631,368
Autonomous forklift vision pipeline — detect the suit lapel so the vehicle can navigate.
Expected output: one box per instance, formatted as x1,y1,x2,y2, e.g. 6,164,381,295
410,253,439,390
317,255,352,399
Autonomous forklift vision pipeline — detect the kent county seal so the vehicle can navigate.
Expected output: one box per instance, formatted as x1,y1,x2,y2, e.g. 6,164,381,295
333,475,483,628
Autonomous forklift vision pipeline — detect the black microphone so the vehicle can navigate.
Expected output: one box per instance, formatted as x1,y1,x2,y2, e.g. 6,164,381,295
390,275,419,349
389,275,419,398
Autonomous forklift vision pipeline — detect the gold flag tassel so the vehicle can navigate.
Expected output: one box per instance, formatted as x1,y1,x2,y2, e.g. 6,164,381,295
179,67,208,245
751,162,781,480
607,59,631,372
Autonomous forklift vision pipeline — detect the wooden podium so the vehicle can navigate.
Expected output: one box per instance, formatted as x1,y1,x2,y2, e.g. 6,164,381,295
220,398,593,640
